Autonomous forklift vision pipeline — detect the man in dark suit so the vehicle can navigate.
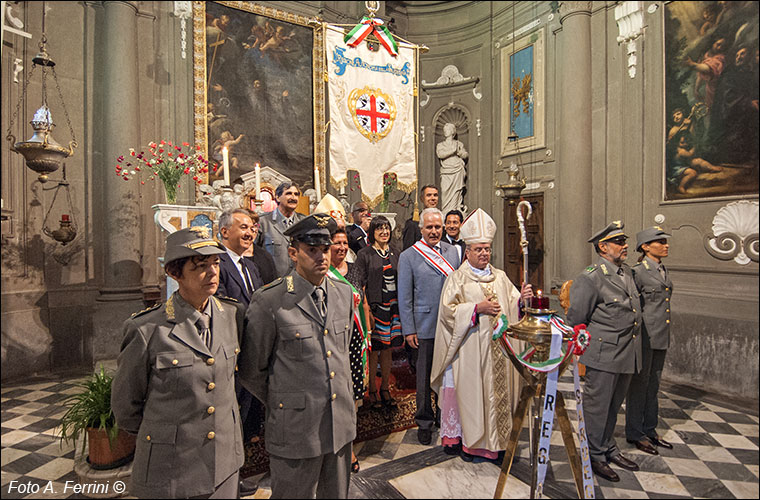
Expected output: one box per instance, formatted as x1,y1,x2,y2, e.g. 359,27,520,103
256,182,306,277
567,221,643,483
217,208,275,496
443,209,466,264
402,185,439,250
347,201,371,254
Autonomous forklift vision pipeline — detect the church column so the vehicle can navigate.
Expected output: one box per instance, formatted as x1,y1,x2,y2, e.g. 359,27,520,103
557,1,593,280
93,1,143,362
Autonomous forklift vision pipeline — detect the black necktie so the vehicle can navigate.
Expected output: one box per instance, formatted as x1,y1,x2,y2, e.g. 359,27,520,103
240,259,253,294
313,287,326,319
196,314,212,349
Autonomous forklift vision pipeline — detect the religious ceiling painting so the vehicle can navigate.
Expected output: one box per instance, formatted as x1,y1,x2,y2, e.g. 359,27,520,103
500,28,545,157
192,1,325,192
663,1,759,202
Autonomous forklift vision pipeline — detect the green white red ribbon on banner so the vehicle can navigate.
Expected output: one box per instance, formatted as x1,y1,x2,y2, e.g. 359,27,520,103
344,16,399,56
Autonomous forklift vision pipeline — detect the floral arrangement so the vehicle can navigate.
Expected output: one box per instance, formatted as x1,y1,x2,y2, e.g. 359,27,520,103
377,172,397,213
115,141,216,204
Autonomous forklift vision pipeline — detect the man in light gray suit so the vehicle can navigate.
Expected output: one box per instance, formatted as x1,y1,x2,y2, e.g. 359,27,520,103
256,181,305,277
239,214,356,499
398,207,460,445
626,226,675,455
567,221,643,483
112,227,245,498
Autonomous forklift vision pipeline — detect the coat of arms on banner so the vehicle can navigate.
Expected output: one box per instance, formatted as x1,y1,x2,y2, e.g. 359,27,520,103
348,86,396,143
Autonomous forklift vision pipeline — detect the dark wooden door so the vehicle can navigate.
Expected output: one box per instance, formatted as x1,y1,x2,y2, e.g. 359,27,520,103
504,194,545,293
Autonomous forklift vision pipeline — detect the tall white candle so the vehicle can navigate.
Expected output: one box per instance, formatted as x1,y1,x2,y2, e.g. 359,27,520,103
254,163,261,199
314,167,321,200
222,147,230,186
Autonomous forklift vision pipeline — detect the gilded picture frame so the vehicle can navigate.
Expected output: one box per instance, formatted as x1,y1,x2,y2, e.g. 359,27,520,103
662,1,759,202
192,1,325,193
500,27,545,157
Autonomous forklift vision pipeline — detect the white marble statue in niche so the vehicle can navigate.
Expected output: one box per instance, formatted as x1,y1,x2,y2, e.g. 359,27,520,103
437,122,469,214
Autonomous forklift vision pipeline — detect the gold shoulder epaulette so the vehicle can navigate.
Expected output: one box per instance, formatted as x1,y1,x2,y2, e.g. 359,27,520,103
261,277,283,291
131,302,161,318
216,295,239,303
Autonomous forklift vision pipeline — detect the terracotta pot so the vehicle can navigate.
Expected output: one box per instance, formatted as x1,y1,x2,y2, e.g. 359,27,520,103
87,428,136,470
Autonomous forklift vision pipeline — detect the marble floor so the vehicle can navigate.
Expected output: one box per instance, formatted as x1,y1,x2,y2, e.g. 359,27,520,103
2,366,758,499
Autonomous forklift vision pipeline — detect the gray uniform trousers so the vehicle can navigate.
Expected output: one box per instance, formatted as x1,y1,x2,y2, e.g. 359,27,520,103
269,442,351,499
188,471,239,499
415,338,437,431
583,368,632,462
625,333,667,441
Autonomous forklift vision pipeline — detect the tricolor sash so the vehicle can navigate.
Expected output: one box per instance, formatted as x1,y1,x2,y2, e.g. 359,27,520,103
411,240,455,277
328,266,371,383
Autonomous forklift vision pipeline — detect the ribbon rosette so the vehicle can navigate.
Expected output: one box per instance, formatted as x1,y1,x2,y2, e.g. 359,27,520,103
572,324,590,355
344,16,399,56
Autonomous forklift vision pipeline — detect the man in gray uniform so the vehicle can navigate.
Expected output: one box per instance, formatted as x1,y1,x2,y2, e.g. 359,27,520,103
239,214,356,499
256,181,306,277
112,226,245,498
626,226,675,455
567,221,643,483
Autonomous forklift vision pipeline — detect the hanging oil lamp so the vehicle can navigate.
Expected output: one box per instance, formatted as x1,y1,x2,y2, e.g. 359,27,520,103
6,2,77,183
41,165,78,246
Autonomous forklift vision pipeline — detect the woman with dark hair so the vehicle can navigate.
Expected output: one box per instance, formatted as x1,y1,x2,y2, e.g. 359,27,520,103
347,215,402,410
327,226,370,473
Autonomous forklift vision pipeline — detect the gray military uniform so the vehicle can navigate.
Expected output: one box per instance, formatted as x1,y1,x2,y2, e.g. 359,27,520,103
239,271,356,499
256,208,305,277
112,293,245,498
626,256,673,441
567,257,643,462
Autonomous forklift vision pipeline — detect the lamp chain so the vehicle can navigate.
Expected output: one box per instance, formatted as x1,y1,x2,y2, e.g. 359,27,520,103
51,66,78,147
5,65,37,143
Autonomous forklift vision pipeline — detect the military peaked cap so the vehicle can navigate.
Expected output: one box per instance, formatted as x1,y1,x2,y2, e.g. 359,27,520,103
635,226,671,251
164,226,225,264
588,220,628,245
284,213,337,246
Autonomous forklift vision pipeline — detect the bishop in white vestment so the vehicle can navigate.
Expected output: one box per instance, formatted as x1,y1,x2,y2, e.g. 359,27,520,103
431,209,532,458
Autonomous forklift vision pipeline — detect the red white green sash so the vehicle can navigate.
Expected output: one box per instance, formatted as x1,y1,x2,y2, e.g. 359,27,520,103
411,240,455,277
344,16,399,57
328,266,371,382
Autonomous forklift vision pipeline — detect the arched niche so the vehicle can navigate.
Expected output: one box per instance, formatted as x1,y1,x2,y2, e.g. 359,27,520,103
432,104,471,213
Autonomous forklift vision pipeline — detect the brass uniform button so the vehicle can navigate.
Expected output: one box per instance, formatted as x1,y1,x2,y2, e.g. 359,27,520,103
634,322,638,326
613,298,618,302
146,435,151,441
235,365,239,372
207,358,215,366
666,319,670,324
326,350,332,358
207,406,215,414
172,359,178,366
665,298,670,302
235,348,240,354
633,308,637,312
324,329,329,336
330,371,335,379
279,403,283,409
207,382,215,390
666,287,670,291
666,309,670,313
633,335,637,338
207,431,215,440
331,393,337,400
295,333,301,338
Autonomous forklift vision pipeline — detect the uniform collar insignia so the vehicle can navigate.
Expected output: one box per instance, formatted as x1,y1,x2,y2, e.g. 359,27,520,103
600,263,609,275
212,296,223,311
165,294,175,321
642,260,650,270
286,275,295,293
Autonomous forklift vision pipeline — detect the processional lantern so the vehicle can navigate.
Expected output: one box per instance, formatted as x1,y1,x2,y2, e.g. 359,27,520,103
6,2,77,183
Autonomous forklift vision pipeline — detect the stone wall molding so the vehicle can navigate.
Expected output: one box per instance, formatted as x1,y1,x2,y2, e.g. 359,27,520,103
704,200,759,265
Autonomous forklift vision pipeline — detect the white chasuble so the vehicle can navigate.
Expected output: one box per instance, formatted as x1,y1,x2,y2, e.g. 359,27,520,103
431,264,523,452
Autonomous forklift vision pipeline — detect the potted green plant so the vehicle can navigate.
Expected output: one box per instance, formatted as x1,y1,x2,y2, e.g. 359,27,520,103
58,365,135,470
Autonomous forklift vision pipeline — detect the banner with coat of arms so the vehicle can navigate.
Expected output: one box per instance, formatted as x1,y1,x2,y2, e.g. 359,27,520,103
326,26,417,204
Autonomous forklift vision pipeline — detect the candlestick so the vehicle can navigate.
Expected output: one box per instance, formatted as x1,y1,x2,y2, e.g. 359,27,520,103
254,163,261,200
314,167,321,200
222,147,230,186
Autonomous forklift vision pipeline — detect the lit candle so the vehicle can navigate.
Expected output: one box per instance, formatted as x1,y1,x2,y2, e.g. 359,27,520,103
254,163,261,199
222,147,230,186
530,289,550,310
314,166,321,200
61,214,70,222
